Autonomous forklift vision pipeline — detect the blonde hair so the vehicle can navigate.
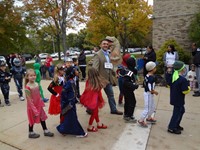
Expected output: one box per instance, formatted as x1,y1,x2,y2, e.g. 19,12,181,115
24,69,36,86
53,63,64,84
87,68,109,91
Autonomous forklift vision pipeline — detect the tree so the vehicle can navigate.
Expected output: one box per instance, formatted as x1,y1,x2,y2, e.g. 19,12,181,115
22,0,87,59
86,0,152,52
0,0,29,54
189,12,200,45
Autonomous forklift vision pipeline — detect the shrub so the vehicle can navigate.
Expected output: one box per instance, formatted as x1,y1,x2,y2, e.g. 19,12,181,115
156,39,191,74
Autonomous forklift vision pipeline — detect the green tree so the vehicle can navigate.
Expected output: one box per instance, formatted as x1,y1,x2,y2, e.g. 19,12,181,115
0,0,29,54
189,12,200,45
22,0,87,59
86,0,152,52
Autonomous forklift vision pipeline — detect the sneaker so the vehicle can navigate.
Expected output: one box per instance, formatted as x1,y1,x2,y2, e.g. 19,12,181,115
29,133,40,138
193,92,200,97
146,118,157,124
167,129,181,134
76,132,88,138
5,103,11,106
44,131,54,137
110,110,123,115
177,126,184,131
20,97,25,101
42,98,49,103
138,120,148,128
124,116,137,123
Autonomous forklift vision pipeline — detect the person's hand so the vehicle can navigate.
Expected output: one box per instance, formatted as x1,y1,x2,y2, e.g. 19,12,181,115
133,83,139,89
154,91,158,95
56,93,59,97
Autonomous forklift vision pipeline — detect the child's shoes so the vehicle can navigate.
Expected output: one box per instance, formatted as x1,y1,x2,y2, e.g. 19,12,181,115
97,124,107,129
87,126,98,132
146,117,157,124
138,120,148,128
44,131,54,137
29,133,40,139
76,132,88,138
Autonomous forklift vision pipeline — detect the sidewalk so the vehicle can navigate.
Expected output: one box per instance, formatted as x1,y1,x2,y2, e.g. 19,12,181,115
0,79,199,150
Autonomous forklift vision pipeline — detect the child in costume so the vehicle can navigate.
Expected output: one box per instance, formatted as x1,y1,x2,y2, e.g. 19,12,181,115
122,57,139,123
72,58,80,98
24,69,54,139
80,67,109,132
116,53,131,105
138,61,158,128
0,60,11,106
10,58,26,101
187,64,197,91
48,64,65,116
33,63,49,102
57,66,87,138
166,61,190,134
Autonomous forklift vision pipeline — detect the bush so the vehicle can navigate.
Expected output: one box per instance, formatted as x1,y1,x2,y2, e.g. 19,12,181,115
156,39,191,74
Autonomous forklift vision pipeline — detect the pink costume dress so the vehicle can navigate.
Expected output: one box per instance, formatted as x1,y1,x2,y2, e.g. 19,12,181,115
25,83,47,126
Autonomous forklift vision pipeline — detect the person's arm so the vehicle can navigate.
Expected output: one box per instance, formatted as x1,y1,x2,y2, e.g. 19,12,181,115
175,52,179,60
92,54,100,70
47,81,58,96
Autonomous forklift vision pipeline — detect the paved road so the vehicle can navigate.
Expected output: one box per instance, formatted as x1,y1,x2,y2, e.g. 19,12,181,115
0,79,199,150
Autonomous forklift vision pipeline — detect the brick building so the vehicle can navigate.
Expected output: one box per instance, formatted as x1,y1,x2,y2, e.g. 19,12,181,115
152,0,200,51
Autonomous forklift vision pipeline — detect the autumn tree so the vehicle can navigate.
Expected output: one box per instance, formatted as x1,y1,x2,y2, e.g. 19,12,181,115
0,0,29,54
86,0,152,52
22,0,87,59
189,12,200,45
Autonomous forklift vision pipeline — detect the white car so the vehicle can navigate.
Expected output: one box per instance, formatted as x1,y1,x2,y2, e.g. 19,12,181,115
39,53,48,59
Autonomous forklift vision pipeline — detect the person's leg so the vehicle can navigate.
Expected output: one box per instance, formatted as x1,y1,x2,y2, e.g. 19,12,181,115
1,84,10,105
88,107,98,131
82,67,86,79
41,120,54,137
118,77,124,104
28,124,40,138
104,83,117,112
168,106,181,130
193,66,200,96
138,92,149,127
14,78,23,98
177,106,185,128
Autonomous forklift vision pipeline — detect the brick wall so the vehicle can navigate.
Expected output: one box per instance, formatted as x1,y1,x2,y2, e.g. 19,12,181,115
153,0,200,51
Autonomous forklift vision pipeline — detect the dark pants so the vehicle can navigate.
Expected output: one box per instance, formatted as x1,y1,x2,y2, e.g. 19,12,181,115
29,120,47,132
124,94,136,117
0,83,10,104
168,105,185,130
79,66,86,79
14,77,23,97
118,77,124,103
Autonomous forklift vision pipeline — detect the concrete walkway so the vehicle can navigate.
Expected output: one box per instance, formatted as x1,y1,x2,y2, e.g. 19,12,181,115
0,79,199,150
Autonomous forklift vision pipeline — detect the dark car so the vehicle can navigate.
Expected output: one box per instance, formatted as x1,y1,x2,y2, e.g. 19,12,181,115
22,54,33,61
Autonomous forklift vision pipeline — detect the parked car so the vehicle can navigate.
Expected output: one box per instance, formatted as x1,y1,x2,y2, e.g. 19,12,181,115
84,50,92,55
39,53,48,59
51,52,64,58
0,55,6,63
22,54,33,61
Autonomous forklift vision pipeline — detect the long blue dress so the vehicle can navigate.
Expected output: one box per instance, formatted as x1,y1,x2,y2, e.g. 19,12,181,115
57,79,86,136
